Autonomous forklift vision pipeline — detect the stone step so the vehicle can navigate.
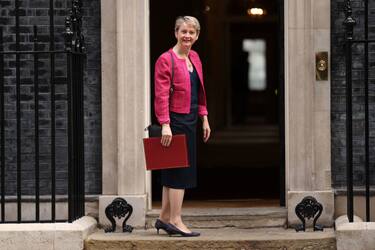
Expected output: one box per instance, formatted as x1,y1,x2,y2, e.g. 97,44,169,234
85,228,336,250
146,207,287,229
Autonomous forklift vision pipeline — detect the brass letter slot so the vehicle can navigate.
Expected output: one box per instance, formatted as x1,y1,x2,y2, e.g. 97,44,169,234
316,52,328,81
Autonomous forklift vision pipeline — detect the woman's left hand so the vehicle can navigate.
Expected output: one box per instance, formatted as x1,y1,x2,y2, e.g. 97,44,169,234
202,116,211,143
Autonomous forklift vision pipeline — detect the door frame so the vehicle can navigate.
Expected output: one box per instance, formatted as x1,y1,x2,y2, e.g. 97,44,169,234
147,0,286,208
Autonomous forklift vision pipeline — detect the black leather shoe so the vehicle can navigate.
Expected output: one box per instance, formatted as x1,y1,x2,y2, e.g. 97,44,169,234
167,223,200,237
155,219,174,235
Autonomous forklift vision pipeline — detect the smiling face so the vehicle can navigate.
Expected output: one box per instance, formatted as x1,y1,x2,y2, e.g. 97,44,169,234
175,22,199,50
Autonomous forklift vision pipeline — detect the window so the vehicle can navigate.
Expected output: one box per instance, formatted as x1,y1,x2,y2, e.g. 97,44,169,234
242,39,266,91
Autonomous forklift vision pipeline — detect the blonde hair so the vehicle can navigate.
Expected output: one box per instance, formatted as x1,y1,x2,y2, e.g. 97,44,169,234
174,16,200,34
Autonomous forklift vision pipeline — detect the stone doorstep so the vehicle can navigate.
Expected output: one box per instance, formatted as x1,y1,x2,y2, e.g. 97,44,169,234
0,216,97,250
335,215,375,250
146,207,287,229
85,228,336,250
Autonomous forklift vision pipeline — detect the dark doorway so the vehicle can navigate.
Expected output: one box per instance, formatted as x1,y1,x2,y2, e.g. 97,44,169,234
150,0,285,206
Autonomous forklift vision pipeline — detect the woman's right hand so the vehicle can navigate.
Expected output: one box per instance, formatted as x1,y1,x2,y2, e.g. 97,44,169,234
161,124,173,147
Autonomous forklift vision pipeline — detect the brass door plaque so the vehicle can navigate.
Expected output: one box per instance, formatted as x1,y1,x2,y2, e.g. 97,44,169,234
316,52,328,81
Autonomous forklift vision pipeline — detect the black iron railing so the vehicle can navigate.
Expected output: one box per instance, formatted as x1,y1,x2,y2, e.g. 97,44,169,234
343,0,374,222
0,0,85,223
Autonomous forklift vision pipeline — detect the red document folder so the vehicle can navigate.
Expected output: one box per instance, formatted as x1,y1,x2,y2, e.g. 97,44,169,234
143,134,189,170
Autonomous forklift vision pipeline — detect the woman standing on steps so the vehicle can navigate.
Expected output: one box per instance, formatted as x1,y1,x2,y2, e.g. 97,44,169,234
154,16,211,237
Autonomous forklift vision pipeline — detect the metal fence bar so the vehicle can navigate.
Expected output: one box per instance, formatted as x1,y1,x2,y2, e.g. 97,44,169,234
0,27,5,223
73,54,79,220
33,25,40,222
49,0,56,222
343,0,356,223
363,0,370,223
345,38,354,223
78,54,85,217
15,0,22,223
67,52,73,222
72,54,77,220
69,52,85,221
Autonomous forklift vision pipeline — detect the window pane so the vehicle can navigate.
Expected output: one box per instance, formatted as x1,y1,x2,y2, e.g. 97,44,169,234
242,39,266,91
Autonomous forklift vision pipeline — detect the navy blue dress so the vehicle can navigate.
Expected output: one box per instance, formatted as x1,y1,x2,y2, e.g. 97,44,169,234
160,67,200,189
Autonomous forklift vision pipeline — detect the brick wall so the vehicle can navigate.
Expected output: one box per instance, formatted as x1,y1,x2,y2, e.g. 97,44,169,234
0,0,101,195
331,0,375,188
3,0,373,194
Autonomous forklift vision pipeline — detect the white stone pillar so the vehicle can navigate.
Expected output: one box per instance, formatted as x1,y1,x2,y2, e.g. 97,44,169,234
101,0,117,196
99,0,151,228
285,0,334,227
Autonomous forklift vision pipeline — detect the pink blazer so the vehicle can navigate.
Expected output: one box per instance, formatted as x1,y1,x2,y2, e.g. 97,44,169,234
154,48,208,125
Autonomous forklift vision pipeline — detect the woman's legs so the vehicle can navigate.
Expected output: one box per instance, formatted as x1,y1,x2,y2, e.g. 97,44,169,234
158,186,193,233
169,188,191,233
159,186,170,222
